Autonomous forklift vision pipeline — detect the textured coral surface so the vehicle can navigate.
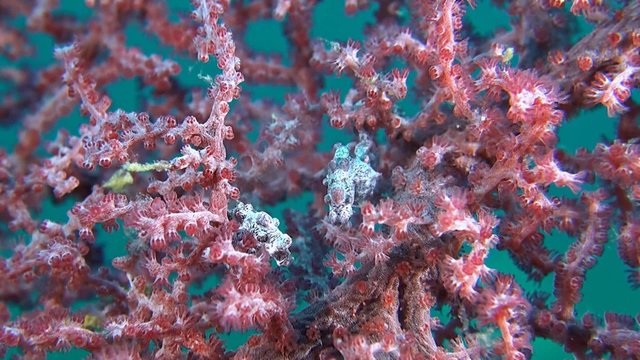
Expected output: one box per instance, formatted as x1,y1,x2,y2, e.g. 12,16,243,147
0,0,639,359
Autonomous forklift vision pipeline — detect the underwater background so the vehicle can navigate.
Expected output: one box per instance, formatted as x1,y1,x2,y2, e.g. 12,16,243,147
0,0,637,358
